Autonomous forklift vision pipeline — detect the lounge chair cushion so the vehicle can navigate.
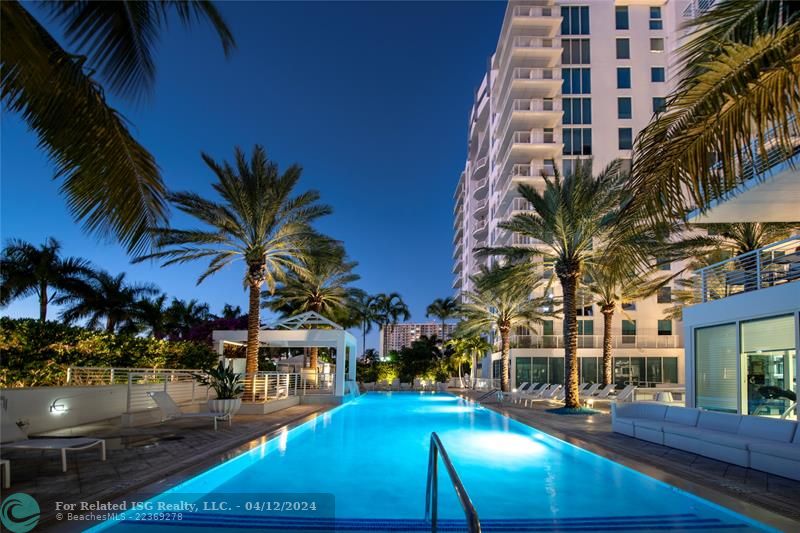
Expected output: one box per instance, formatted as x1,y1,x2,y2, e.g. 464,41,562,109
748,440,800,461
737,416,796,443
696,411,741,434
664,406,700,426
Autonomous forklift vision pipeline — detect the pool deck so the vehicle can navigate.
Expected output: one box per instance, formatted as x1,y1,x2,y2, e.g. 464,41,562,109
2,404,330,529
458,390,800,531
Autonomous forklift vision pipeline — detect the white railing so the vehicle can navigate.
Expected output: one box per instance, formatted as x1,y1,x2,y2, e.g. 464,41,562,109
512,67,559,82
242,372,307,403
511,197,534,212
473,198,488,212
125,369,211,414
682,0,716,18
513,5,557,18
693,235,800,303
65,366,204,387
473,156,488,174
453,225,463,244
513,36,560,50
472,220,488,235
510,333,683,349
453,274,463,289
513,98,560,113
453,259,463,274
467,378,500,391
472,178,488,196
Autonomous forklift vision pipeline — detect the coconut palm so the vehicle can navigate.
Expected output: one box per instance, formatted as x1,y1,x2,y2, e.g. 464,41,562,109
1,1,235,253
133,293,170,339
57,270,158,332
167,298,213,340
583,263,674,386
632,0,800,218
698,222,797,255
446,335,492,386
426,297,459,343
0,237,92,321
263,242,360,368
352,292,379,357
135,145,332,378
220,304,244,320
479,161,640,406
372,293,410,354
457,271,551,392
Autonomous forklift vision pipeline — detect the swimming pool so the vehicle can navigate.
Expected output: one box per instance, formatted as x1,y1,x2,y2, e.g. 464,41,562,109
97,393,774,531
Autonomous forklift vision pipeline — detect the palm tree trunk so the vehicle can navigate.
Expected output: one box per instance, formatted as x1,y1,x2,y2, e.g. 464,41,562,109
561,272,580,408
441,319,447,343
245,280,261,398
500,326,511,392
106,316,115,332
601,305,614,386
39,281,47,322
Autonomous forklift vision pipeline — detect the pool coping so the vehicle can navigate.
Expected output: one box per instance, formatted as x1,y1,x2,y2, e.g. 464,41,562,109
41,406,333,532
478,398,798,533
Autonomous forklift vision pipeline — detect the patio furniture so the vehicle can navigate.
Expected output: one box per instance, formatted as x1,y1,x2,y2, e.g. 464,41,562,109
519,383,548,404
524,385,562,406
0,459,9,488
509,383,534,403
0,422,106,473
611,404,800,480
148,391,231,431
579,383,601,399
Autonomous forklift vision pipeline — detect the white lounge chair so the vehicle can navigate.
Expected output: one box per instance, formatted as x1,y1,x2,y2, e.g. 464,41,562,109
510,383,535,403
579,383,601,398
1,422,106,473
526,384,563,405
148,391,231,431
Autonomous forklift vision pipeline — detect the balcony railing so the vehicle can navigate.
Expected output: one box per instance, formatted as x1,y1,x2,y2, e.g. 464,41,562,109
511,197,534,212
511,67,559,82
473,220,488,236
512,36,560,50
473,198,488,213
692,235,800,303
682,0,717,18
513,5,558,18
510,333,682,350
496,164,555,199
472,177,488,197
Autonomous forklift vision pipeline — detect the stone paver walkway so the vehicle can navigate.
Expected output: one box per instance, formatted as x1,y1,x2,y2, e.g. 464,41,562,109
458,390,800,529
2,404,328,527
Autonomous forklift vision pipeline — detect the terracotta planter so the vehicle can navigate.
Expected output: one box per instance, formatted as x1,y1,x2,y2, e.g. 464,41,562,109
208,398,242,416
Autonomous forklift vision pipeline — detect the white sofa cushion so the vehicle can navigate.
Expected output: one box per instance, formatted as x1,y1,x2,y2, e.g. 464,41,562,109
636,403,668,421
749,440,800,461
664,406,700,426
696,411,741,434
737,416,797,443
665,426,750,450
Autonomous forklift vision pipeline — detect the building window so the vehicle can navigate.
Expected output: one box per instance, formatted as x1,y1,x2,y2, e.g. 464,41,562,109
622,319,637,336
577,304,593,316
650,6,663,29
651,67,666,82
653,97,667,113
562,39,591,64
617,97,632,119
542,320,554,336
561,6,590,35
563,98,592,124
657,286,672,303
578,319,594,335
741,314,797,416
695,323,738,412
622,302,636,311
562,159,578,177
615,6,629,30
562,68,591,94
616,38,630,59
658,319,672,336
563,128,592,156
650,38,665,52
618,128,633,150
617,67,631,89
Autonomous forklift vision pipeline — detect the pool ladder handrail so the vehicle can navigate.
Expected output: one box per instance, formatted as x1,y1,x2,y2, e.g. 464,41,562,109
424,432,482,533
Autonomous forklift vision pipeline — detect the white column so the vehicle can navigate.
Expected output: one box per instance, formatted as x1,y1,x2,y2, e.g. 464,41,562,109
334,336,346,397
347,339,357,381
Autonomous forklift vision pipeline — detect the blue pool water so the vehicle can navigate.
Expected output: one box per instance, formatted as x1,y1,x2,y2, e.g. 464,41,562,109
97,393,774,532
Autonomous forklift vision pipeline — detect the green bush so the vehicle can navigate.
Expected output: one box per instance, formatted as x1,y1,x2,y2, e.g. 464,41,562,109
0,318,217,388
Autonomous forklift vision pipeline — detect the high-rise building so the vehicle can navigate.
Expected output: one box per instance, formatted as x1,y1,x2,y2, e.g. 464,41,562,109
453,0,693,387
380,323,457,356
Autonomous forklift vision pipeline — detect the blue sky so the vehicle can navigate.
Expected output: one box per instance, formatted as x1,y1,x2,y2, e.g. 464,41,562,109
0,1,505,350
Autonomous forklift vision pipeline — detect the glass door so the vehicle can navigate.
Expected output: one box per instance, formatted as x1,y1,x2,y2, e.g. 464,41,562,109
746,350,796,418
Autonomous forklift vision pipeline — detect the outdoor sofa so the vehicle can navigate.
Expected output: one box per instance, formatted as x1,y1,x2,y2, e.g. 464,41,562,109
612,403,800,480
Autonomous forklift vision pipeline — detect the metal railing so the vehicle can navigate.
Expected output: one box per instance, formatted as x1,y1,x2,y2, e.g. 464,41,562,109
242,372,307,402
425,432,481,533
682,0,717,18
692,235,800,303
472,178,488,197
473,198,488,212
513,5,557,18
66,366,204,386
510,332,682,349
125,369,211,413
467,378,500,391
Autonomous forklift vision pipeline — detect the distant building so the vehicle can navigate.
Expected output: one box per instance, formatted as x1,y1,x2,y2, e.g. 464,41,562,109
379,323,457,356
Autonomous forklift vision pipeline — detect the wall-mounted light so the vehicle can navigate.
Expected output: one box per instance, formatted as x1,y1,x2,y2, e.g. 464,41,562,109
49,399,68,414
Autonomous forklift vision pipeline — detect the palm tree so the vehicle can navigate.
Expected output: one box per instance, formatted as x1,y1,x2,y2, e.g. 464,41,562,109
352,292,379,356
446,335,492,385
220,304,243,320
167,298,213,340
0,237,92,321
133,293,169,338
480,161,637,406
372,293,410,354
457,271,551,392
583,263,674,386
135,145,331,378
426,297,459,343
698,222,797,255
1,1,235,253
263,242,360,369
632,0,800,218
57,270,157,332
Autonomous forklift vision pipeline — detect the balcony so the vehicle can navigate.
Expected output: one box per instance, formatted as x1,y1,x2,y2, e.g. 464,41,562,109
497,99,562,139
453,274,463,290
692,235,800,303
510,332,683,350
472,177,489,199
453,240,463,260
453,208,463,230
496,163,554,202
472,220,488,238
453,257,463,274
453,225,463,245
471,156,488,179
473,198,488,216
512,5,560,19
511,197,534,214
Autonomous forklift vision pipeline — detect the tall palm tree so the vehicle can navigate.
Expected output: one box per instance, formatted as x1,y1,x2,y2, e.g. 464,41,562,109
372,293,410,354
457,270,551,392
1,1,235,253
263,242,360,368
0,237,92,321
220,303,244,320
632,0,800,218
583,263,674,386
133,293,169,339
136,145,331,378
352,291,379,356
426,297,459,343
480,161,638,406
57,270,157,332
446,335,492,385
697,222,797,255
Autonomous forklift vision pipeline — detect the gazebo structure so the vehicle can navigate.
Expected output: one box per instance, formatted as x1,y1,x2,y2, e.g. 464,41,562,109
211,311,358,398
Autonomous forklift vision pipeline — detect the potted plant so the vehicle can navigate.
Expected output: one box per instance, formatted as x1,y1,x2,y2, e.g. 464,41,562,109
196,361,243,416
